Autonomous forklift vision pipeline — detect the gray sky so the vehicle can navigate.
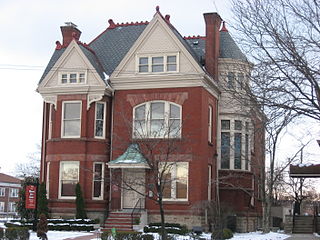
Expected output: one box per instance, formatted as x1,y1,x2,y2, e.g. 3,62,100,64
0,0,318,176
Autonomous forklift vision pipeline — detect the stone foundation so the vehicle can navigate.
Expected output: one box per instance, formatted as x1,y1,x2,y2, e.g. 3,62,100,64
236,216,261,233
148,213,206,230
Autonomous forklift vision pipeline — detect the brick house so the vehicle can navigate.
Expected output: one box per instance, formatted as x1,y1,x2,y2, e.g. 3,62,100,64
0,173,21,218
37,8,264,232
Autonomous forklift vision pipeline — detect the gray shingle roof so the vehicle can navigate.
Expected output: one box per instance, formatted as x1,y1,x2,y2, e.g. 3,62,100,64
39,48,66,83
79,45,105,80
219,31,247,61
89,24,147,76
185,32,247,62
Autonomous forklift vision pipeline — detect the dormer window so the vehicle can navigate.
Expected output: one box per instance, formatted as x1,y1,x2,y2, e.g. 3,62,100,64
138,54,178,73
60,72,86,84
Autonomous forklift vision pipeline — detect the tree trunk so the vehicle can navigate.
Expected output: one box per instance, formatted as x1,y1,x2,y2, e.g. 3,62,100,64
158,197,166,240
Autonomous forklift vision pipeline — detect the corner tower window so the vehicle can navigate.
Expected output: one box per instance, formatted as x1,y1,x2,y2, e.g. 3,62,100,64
59,161,79,198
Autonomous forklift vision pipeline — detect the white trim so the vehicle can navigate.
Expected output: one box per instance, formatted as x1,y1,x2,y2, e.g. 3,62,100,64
208,105,213,143
59,71,87,85
107,163,150,169
94,102,106,139
208,165,212,201
92,162,104,200
61,101,82,138
48,104,53,139
46,162,50,198
0,183,20,188
136,53,179,74
58,161,79,199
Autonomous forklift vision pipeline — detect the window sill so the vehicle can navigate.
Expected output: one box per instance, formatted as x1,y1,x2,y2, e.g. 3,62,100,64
162,200,189,205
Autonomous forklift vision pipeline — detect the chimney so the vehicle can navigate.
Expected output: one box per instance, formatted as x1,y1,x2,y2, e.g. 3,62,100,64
60,22,81,46
203,13,222,80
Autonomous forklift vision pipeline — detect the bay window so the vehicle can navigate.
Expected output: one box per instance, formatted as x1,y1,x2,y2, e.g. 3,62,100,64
59,161,79,198
95,102,106,138
62,101,81,138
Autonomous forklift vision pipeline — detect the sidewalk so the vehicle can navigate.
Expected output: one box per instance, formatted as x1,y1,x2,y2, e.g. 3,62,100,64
286,234,320,240
63,233,99,240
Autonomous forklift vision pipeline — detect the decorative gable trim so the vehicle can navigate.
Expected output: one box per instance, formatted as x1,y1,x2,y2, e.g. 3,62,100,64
126,92,188,106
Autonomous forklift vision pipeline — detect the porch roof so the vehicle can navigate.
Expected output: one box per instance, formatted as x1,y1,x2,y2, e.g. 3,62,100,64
107,143,150,169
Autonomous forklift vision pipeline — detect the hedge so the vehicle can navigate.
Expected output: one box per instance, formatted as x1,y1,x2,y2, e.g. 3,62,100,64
5,227,30,240
144,223,189,235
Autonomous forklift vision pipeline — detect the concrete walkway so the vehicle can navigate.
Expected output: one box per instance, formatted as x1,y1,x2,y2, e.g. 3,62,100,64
63,233,99,240
286,234,320,240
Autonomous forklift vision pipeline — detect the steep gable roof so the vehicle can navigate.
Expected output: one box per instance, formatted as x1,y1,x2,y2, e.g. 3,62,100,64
89,23,148,76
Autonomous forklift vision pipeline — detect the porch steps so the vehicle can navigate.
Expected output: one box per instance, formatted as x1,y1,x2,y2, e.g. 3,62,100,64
293,216,314,233
103,211,141,231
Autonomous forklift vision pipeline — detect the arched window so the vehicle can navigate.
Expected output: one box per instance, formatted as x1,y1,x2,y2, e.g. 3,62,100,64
133,101,181,138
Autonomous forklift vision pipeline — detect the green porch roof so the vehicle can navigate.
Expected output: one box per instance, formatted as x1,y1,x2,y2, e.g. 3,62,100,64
107,144,149,168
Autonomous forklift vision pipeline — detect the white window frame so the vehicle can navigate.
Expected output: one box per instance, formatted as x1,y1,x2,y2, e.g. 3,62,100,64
136,53,179,73
61,101,82,138
46,162,50,198
94,102,106,139
0,202,4,212
208,165,212,200
8,202,16,212
48,103,53,139
58,161,80,199
92,162,104,200
161,162,189,201
208,105,213,143
59,72,87,84
9,188,19,198
219,118,252,171
132,101,182,139
0,188,5,197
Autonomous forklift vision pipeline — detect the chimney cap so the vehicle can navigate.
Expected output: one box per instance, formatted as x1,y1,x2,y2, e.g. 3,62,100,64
220,21,228,32
64,22,78,28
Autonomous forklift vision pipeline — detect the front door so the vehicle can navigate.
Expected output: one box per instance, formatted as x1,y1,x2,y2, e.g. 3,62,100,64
122,169,145,209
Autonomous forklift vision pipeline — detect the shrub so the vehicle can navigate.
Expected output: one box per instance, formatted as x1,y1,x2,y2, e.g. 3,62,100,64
141,234,154,240
5,227,30,240
0,228,4,239
37,182,49,218
75,183,87,219
211,228,233,240
37,213,48,239
144,223,189,235
101,231,141,240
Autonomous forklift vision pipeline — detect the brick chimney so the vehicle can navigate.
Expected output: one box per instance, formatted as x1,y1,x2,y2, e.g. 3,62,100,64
203,13,222,80
60,22,81,46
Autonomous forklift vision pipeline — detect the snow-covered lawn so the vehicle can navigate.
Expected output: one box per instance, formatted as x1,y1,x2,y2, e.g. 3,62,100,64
29,231,94,240
231,231,290,240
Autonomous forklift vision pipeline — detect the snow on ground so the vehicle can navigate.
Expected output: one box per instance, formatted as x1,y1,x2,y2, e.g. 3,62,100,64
29,231,93,240
231,231,290,240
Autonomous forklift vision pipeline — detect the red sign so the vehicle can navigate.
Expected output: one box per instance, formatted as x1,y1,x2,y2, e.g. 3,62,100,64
25,185,37,209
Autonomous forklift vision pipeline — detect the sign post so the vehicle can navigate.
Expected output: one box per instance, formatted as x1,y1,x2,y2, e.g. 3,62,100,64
25,181,39,231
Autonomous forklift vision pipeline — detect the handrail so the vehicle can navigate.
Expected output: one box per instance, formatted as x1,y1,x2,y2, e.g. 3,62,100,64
131,198,143,226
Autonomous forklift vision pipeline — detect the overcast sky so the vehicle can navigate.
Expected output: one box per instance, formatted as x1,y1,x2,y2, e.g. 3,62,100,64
0,0,318,176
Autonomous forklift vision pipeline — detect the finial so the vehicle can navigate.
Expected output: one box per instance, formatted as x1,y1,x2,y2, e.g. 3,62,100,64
156,6,160,12
108,19,116,29
165,14,170,22
55,41,62,50
220,21,228,32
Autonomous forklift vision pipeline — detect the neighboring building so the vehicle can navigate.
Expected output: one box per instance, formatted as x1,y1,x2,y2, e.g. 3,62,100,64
0,173,21,218
37,7,265,232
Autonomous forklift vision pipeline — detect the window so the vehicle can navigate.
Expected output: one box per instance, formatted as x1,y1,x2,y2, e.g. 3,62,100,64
208,106,213,143
138,55,178,73
152,57,164,72
10,188,19,198
208,165,212,200
237,73,244,89
60,72,86,84
220,119,251,170
0,202,4,212
62,101,81,138
0,188,5,197
48,104,53,139
95,102,106,138
221,132,230,169
161,162,188,201
227,72,235,88
46,162,50,197
59,161,79,198
8,202,16,212
133,101,181,138
167,56,177,71
93,163,104,199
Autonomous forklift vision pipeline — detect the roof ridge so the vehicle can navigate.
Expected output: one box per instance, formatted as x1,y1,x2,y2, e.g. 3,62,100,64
55,39,95,54
184,35,206,40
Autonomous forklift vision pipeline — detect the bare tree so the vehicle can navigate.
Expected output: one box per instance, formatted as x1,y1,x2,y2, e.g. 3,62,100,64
15,144,41,178
110,106,190,240
232,0,320,121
